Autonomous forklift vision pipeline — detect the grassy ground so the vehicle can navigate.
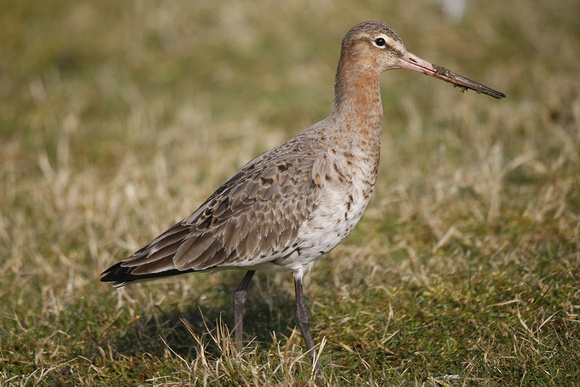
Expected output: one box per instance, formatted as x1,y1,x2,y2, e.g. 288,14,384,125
1,0,579,385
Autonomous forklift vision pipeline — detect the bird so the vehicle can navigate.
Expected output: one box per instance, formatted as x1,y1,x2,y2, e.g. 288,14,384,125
101,20,505,374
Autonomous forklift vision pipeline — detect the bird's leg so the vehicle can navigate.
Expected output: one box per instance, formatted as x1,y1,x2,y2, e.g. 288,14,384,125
294,276,323,375
233,270,255,352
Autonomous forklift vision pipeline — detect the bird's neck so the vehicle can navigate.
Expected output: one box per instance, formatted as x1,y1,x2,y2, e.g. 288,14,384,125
329,59,384,150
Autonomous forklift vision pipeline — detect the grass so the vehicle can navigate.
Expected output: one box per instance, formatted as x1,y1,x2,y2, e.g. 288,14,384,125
1,0,579,385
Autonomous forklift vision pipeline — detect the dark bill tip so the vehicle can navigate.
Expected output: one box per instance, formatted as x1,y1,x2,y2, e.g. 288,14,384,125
431,64,506,99
398,53,506,100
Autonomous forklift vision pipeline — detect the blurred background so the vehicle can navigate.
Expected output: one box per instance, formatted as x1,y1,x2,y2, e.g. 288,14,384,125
1,0,579,384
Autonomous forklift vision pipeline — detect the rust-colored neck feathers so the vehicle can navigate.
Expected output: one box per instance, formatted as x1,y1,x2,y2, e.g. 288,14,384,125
330,38,384,150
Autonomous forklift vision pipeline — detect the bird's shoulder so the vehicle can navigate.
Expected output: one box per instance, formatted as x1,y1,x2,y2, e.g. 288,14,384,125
187,132,327,229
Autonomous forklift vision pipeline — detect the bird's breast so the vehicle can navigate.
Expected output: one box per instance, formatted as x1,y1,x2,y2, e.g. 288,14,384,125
282,147,379,269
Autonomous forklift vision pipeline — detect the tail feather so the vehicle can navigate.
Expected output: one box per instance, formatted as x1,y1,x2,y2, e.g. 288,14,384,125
100,261,200,287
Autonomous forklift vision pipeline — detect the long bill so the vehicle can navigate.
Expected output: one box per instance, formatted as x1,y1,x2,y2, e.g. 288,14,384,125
398,52,506,99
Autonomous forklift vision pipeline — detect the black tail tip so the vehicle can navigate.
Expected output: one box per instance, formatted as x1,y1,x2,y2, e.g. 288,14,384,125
100,262,199,287
100,262,135,287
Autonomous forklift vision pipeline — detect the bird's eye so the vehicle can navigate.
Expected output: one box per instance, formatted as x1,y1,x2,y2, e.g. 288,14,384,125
373,38,386,47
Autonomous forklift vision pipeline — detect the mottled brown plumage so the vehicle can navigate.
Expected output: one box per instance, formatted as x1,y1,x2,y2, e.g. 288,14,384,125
102,21,504,373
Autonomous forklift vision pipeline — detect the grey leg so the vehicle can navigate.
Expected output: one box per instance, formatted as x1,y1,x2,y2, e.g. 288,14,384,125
294,276,323,375
233,270,255,351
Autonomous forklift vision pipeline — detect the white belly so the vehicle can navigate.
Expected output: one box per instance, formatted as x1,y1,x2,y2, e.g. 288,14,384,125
275,161,376,274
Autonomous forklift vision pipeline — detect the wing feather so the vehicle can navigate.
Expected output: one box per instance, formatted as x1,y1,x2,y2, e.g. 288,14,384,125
101,135,324,284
